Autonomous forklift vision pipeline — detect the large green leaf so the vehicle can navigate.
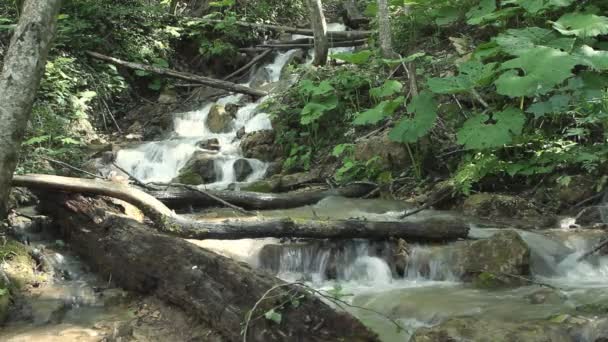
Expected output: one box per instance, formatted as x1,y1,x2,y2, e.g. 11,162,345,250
427,61,497,94
389,91,438,143
574,45,608,71
370,80,403,99
457,108,525,149
494,46,577,97
503,0,574,14
331,50,373,65
353,96,404,125
526,94,571,118
466,0,496,25
300,94,338,125
552,13,608,38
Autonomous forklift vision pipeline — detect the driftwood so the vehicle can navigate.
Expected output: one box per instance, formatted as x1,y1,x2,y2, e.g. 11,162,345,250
37,193,379,342
86,51,267,98
13,174,469,241
193,18,371,39
147,182,377,210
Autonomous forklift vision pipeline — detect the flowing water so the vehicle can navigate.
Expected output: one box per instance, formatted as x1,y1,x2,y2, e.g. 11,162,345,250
11,26,608,340
195,197,608,341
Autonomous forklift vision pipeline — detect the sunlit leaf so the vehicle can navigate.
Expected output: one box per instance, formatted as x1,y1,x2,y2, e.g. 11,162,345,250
457,108,525,149
552,13,608,38
389,91,438,143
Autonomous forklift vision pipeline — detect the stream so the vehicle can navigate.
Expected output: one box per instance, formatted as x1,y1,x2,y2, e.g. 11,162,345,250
3,25,608,341
112,26,608,339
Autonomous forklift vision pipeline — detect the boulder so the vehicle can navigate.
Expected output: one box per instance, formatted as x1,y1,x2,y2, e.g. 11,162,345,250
264,162,283,178
68,117,100,144
280,170,321,190
354,131,409,170
242,179,282,193
454,230,531,287
196,138,220,151
462,193,555,227
579,317,608,342
206,104,233,133
524,288,565,305
412,318,573,342
240,130,281,162
8,188,37,209
236,127,246,139
233,158,253,182
174,152,217,185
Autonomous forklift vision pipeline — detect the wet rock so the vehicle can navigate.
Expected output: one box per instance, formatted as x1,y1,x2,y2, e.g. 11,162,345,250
0,287,8,323
240,130,281,162
412,318,573,342
206,104,234,133
196,138,220,151
233,158,253,182
280,170,322,190
525,288,565,305
579,317,608,342
463,193,555,227
236,127,246,139
575,206,605,226
354,131,409,170
242,179,281,193
174,152,217,185
264,162,283,178
456,230,531,287
555,175,596,207
101,288,131,306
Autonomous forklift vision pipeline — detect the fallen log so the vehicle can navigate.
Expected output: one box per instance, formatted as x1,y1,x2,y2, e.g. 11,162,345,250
37,193,379,342
13,174,469,241
257,39,367,50
147,182,377,210
192,18,372,39
86,51,267,98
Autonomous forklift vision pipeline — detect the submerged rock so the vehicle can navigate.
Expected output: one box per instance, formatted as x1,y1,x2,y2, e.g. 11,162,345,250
196,138,220,151
174,151,217,185
240,130,281,162
412,318,573,342
206,104,233,133
233,158,253,182
525,288,565,305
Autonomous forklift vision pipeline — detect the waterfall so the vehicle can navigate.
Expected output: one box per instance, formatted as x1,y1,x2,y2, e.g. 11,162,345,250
115,51,299,188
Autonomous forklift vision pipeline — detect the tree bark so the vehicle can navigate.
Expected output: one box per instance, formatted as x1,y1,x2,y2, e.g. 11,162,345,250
37,193,380,342
193,19,371,39
13,174,469,241
377,0,396,58
148,183,377,210
86,51,267,98
307,0,329,66
0,0,63,219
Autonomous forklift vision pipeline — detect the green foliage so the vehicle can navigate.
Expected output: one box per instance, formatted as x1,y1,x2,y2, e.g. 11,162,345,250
552,13,608,38
332,144,387,184
389,91,438,143
457,108,526,149
427,60,497,94
331,50,374,65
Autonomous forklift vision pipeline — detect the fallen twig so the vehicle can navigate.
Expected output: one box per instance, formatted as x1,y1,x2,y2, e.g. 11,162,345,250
577,237,608,262
399,191,452,219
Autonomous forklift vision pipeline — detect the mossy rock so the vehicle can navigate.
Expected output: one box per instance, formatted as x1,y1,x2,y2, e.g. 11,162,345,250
242,179,280,193
175,168,204,185
0,240,45,290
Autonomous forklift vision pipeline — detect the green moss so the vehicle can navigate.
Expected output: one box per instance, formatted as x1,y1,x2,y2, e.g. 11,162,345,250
176,169,203,185
242,180,277,193
575,300,608,315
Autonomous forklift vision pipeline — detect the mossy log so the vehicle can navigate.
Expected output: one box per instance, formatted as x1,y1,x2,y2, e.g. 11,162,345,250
37,193,379,342
13,174,469,241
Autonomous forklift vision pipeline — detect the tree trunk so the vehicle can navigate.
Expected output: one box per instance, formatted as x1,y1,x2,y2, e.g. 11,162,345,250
13,174,469,241
377,0,396,58
37,193,380,342
0,0,63,219
86,51,267,98
307,0,329,66
147,183,376,210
